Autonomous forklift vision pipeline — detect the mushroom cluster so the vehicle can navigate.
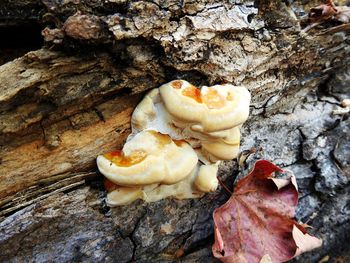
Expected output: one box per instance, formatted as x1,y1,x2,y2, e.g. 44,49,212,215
97,80,251,206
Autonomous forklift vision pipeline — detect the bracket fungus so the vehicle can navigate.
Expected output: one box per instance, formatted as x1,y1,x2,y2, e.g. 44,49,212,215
97,80,251,206
97,130,198,186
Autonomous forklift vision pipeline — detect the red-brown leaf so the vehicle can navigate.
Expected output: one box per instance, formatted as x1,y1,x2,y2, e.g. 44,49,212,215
309,3,337,23
335,6,350,24
308,0,350,24
212,160,322,263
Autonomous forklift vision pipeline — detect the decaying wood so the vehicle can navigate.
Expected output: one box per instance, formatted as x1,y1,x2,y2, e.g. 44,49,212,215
0,49,156,202
0,0,349,262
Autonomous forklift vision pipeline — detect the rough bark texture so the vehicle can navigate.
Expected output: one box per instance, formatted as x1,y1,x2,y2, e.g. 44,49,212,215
0,0,349,262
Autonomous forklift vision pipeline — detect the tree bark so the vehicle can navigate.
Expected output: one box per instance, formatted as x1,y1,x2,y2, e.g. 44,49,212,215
0,0,349,262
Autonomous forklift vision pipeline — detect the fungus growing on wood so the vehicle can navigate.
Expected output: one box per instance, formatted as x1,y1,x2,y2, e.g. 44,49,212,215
159,80,251,132
97,130,198,186
201,126,241,162
104,166,205,206
194,164,219,192
97,80,251,206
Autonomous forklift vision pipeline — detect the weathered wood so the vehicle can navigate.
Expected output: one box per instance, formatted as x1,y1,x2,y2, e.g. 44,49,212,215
0,0,349,262
0,49,158,203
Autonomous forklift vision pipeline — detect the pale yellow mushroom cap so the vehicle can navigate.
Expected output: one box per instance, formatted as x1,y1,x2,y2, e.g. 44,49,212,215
194,164,219,192
159,80,251,132
202,142,240,162
97,130,198,186
143,165,204,202
106,187,143,206
201,127,241,161
131,88,184,139
105,166,204,206
131,89,159,131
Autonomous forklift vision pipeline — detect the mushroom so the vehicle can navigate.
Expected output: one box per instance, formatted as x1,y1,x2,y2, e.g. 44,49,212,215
201,126,241,161
97,80,251,206
97,130,198,186
131,88,183,139
131,89,157,131
143,165,204,202
194,164,219,192
105,166,204,207
159,80,251,132
106,186,144,206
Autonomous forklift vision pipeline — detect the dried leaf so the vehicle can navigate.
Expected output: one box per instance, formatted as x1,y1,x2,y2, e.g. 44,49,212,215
212,160,322,263
309,0,350,24
335,6,350,24
309,1,337,23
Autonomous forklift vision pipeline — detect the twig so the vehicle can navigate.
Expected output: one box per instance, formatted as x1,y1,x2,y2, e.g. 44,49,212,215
217,176,232,195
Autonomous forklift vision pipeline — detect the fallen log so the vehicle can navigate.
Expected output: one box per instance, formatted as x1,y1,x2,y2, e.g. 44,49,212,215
0,0,349,262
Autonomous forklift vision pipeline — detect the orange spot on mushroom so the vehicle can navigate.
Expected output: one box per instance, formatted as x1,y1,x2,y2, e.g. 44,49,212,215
171,80,183,89
104,178,118,192
182,85,202,103
149,130,187,147
202,88,226,109
174,139,186,146
148,130,173,146
104,150,147,167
